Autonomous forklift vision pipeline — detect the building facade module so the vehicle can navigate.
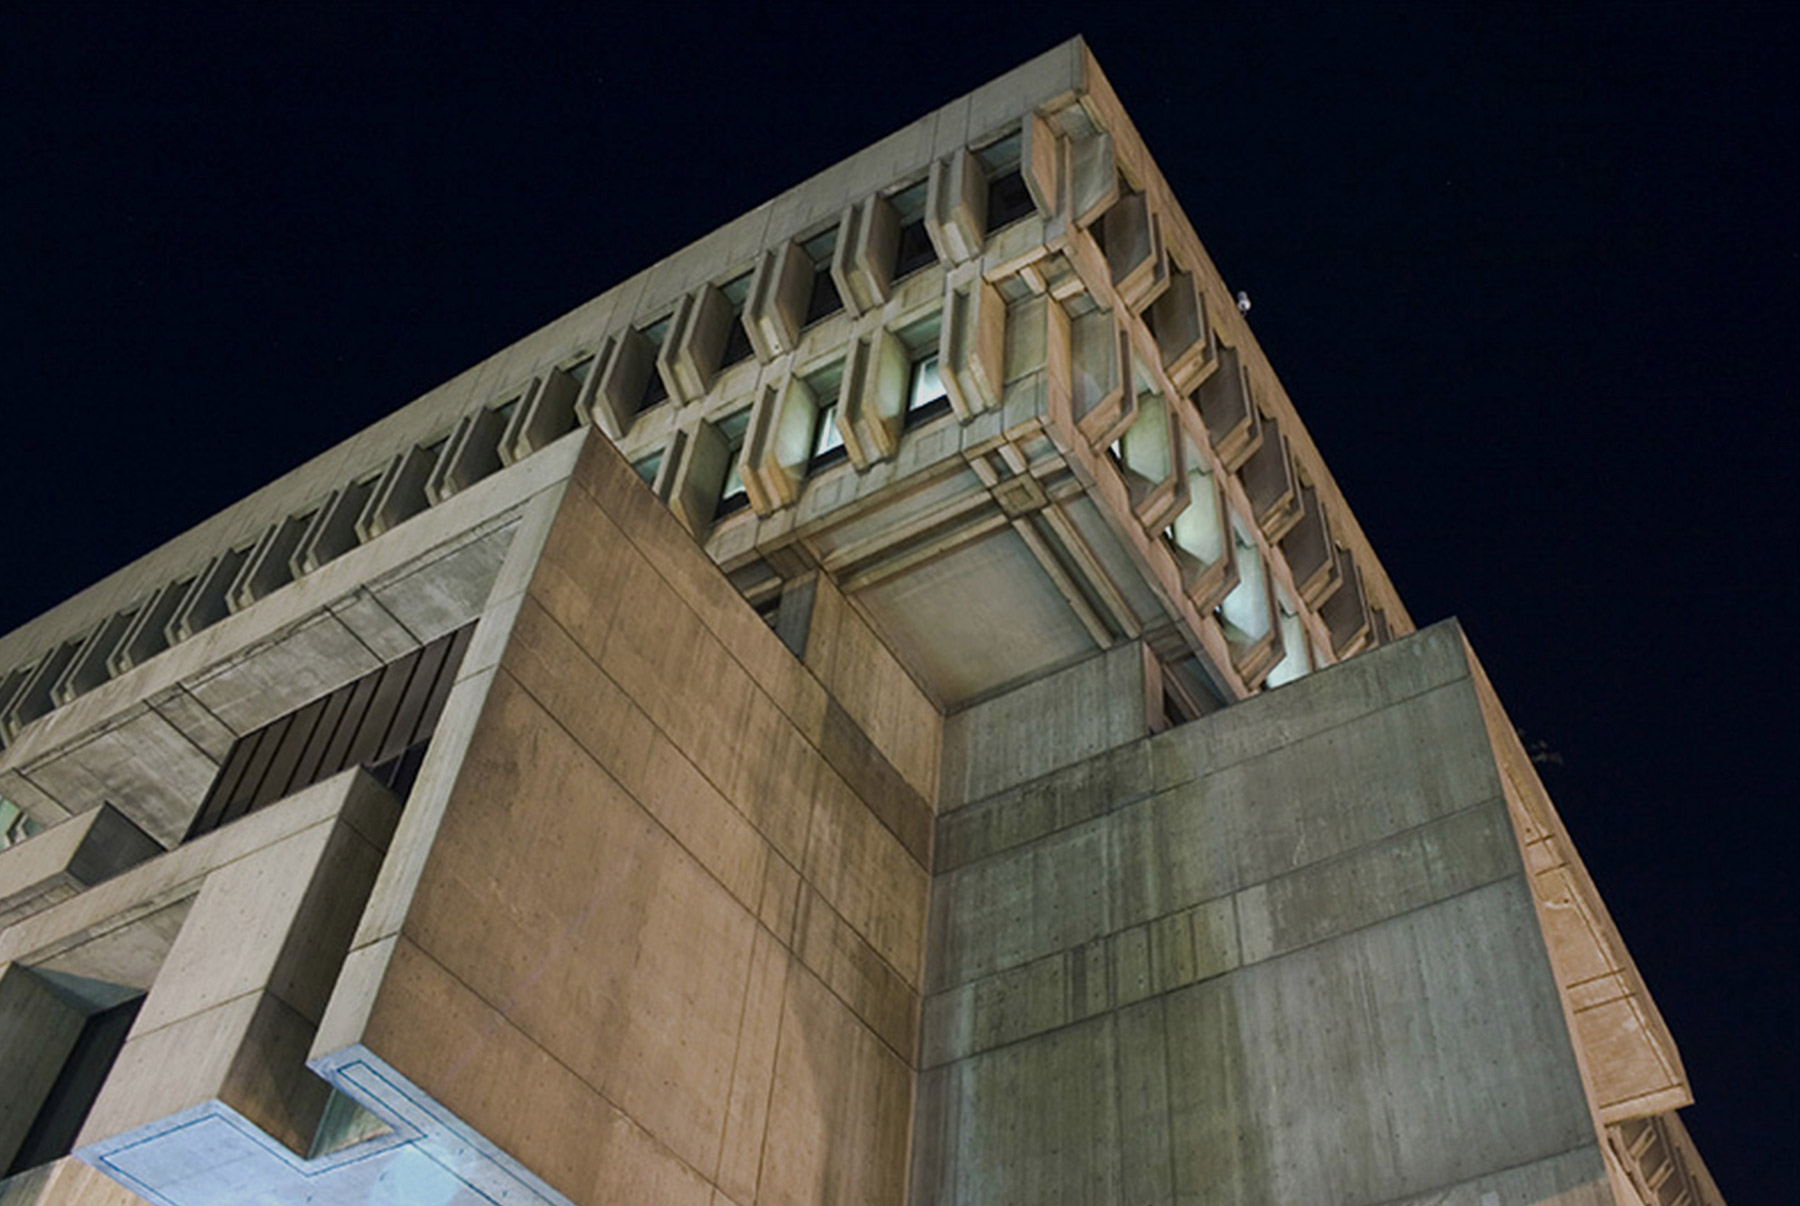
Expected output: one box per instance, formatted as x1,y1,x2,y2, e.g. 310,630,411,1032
0,38,1723,1206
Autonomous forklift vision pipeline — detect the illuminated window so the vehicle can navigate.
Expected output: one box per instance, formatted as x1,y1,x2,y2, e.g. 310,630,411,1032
714,408,752,519
904,352,951,427
805,360,849,472
1217,515,1272,646
810,404,847,469
1265,589,1312,687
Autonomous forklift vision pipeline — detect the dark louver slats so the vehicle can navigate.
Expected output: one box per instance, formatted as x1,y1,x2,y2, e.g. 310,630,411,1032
185,622,475,842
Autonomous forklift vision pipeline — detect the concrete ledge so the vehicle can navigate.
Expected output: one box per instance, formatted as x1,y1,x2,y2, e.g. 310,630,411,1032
0,806,160,929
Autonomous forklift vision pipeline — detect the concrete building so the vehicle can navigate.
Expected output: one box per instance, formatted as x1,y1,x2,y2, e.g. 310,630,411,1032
0,38,1723,1206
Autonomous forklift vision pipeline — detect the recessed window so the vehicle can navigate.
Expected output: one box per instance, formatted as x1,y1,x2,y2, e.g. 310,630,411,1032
714,408,753,520
802,361,847,473
720,272,755,367
1265,589,1312,688
904,352,951,428
564,353,598,387
801,228,842,325
889,180,936,279
810,404,847,470
632,448,664,486
637,317,673,413
975,131,1035,233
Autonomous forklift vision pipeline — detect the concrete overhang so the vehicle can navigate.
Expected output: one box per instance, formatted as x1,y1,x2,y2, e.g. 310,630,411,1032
1460,629,1691,1124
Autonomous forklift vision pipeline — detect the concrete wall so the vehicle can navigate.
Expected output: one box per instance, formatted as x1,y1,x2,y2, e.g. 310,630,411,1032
326,433,939,1205
914,621,1618,1206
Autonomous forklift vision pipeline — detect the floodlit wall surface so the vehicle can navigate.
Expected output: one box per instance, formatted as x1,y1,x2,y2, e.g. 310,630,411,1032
318,433,938,1205
0,35,1723,1206
915,622,1619,1206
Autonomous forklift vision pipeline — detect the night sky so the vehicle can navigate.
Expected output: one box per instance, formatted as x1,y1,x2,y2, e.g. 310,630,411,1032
5,5,1792,1199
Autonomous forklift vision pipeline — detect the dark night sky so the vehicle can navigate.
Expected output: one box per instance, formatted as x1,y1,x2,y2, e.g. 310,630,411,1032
5,4,1792,1198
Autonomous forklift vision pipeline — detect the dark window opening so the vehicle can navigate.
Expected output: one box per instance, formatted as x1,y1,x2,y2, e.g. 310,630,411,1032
636,319,673,414
5,995,144,1177
801,229,842,326
185,623,476,842
985,169,1035,233
887,180,936,280
637,369,669,414
721,317,754,367
894,221,935,279
720,273,755,367
804,270,842,325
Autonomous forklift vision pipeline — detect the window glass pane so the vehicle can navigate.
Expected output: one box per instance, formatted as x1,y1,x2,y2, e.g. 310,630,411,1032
1266,591,1311,687
813,405,844,460
1219,516,1272,643
909,354,946,410
889,181,929,224
973,130,1022,173
715,408,752,519
632,449,663,485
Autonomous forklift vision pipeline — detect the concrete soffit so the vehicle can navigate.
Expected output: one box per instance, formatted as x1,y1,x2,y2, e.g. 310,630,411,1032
1459,628,1691,1126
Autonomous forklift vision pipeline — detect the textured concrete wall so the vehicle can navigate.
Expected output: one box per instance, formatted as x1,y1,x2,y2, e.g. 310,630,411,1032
914,622,1616,1206
346,434,937,1205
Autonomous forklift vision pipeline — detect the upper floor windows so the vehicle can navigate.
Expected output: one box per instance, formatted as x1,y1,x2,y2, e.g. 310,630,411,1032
974,131,1035,234
636,316,674,413
800,228,843,326
905,352,950,428
805,360,849,473
719,272,756,368
889,181,936,280
714,408,753,520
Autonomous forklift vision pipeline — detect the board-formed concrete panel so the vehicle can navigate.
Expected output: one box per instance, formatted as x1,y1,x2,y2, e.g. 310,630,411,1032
913,622,1626,1206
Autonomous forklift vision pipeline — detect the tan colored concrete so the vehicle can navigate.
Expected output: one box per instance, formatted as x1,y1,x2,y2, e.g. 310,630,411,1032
325,433,936,1206
78,770,397,1155
913,623,1627,1206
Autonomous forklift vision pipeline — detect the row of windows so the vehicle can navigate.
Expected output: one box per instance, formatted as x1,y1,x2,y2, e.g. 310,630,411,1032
623,128,1037,430
0,123,1058,738
0,360,593,750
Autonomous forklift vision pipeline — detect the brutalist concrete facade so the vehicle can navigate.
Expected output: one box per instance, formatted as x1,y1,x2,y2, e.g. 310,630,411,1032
0,38,1720,1206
